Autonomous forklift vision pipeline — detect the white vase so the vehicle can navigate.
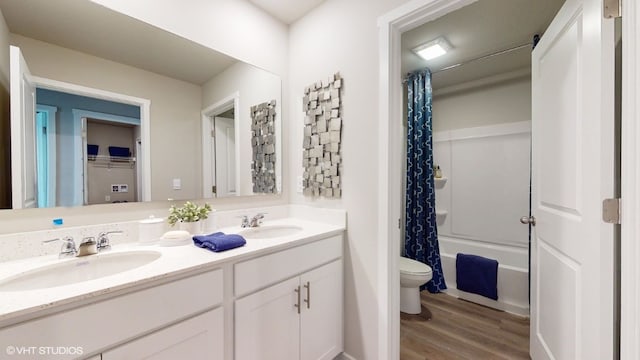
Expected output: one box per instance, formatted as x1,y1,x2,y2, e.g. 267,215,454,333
179,221,203,236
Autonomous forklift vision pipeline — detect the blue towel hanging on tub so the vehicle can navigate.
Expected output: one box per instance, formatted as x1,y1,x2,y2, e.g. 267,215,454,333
456,253,498,300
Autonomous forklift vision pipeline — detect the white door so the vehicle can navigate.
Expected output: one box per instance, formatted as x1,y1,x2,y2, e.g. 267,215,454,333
235,277,301,360
9,46,37,209
81,117,88,205
35,105,57,207
530,0,615,358
214,116,237,197
300,260,343,360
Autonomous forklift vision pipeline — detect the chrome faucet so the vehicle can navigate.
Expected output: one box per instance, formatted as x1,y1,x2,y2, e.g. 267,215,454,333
97,231,123,252
43,236,77,258
77,237,98,256
249,213,266,227
240,213,266,228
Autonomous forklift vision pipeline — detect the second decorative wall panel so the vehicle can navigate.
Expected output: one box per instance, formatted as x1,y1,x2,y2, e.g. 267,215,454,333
251,100,277,194
301,73,343,198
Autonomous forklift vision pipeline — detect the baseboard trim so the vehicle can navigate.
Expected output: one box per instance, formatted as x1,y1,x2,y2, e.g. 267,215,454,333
338,352,357,360
444,289,530,317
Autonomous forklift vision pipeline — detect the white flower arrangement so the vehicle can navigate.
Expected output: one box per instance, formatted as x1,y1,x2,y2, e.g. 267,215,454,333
168,201,212,226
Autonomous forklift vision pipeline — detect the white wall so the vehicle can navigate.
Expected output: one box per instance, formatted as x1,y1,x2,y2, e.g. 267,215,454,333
433,122,531,247
288,0,412,358
202,62,282,196
433,74,532,131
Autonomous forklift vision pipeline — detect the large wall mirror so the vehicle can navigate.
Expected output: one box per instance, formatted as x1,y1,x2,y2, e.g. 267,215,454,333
0,0,282,209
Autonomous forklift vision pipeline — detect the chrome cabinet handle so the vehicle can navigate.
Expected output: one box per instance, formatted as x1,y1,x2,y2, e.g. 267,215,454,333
294,286,301,314
304,282,310,309
520,215,536,226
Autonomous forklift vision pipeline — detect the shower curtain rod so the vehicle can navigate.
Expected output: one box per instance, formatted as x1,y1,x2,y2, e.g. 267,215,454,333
403,42,532,82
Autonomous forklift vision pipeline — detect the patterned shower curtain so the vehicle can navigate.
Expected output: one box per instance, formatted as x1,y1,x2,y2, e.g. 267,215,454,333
404,69,446,293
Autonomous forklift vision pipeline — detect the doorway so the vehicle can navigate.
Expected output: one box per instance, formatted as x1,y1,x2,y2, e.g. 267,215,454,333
35,104,57,208
201,92,240,198
379,0,620,359
214,110,237,197
35,88,142,207
399,0,553,318
83,116,140,205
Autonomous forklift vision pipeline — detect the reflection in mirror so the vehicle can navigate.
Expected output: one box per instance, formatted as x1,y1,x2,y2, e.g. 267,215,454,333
0,0,282,209
214,112,237,197
201,63,282,197
207,103,238,198
85,118,140,205
35,88,142,208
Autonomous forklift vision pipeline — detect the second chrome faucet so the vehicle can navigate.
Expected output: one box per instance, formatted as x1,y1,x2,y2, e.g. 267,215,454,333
241,213,266,228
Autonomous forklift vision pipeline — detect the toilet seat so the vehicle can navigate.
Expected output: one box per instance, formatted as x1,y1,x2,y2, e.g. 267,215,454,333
399,257,432,276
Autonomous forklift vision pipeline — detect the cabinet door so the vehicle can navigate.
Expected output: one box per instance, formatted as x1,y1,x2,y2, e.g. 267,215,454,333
235,277,301,360
300,260,343,360
102,307,223,360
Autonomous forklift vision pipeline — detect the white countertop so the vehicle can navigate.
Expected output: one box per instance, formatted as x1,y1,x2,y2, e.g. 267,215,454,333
0,218,345,326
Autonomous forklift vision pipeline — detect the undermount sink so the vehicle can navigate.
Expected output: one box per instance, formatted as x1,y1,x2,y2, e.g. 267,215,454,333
239,225,304,239
0,250,162,292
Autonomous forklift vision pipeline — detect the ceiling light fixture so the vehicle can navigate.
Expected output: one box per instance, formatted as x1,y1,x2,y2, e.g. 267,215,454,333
412,37,452,61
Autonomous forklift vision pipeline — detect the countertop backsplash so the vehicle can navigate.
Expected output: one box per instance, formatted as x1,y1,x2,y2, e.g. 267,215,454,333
0,205,341,263
0,221,140,263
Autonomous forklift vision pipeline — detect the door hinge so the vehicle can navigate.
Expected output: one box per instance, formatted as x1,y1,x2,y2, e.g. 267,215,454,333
604,0,621,18
211,185,216,194
602,198,621,224
211,130,215,138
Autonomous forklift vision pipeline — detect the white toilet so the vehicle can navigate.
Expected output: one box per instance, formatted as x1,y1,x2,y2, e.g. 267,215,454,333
399,257,433,314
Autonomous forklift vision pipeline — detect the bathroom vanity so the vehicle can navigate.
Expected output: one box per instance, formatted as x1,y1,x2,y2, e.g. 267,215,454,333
0,216,345,360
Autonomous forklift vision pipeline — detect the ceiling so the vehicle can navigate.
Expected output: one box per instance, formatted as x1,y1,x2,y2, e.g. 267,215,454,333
402,0,566,89
0,0,237,85
0,0,564,88
249,0,325,24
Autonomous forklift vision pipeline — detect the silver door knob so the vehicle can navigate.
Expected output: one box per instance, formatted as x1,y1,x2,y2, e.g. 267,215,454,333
520,216,536,226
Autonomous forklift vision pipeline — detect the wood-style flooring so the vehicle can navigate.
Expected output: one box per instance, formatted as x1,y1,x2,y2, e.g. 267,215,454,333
400,292,530,360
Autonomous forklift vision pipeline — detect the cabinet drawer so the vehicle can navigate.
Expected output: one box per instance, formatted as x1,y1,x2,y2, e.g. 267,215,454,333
235,235,342,297
102,307,223,360
0,268,223,359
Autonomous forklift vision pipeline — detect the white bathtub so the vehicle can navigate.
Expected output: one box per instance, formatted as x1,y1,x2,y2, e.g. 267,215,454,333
438,235,530,317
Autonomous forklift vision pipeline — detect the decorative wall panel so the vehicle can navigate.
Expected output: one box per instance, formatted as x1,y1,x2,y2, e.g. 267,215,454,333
301,73,343,197
251,100,277,193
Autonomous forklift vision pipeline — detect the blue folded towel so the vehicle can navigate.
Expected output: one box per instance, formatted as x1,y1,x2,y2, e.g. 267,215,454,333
193,232,246,252
456,253,499,300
